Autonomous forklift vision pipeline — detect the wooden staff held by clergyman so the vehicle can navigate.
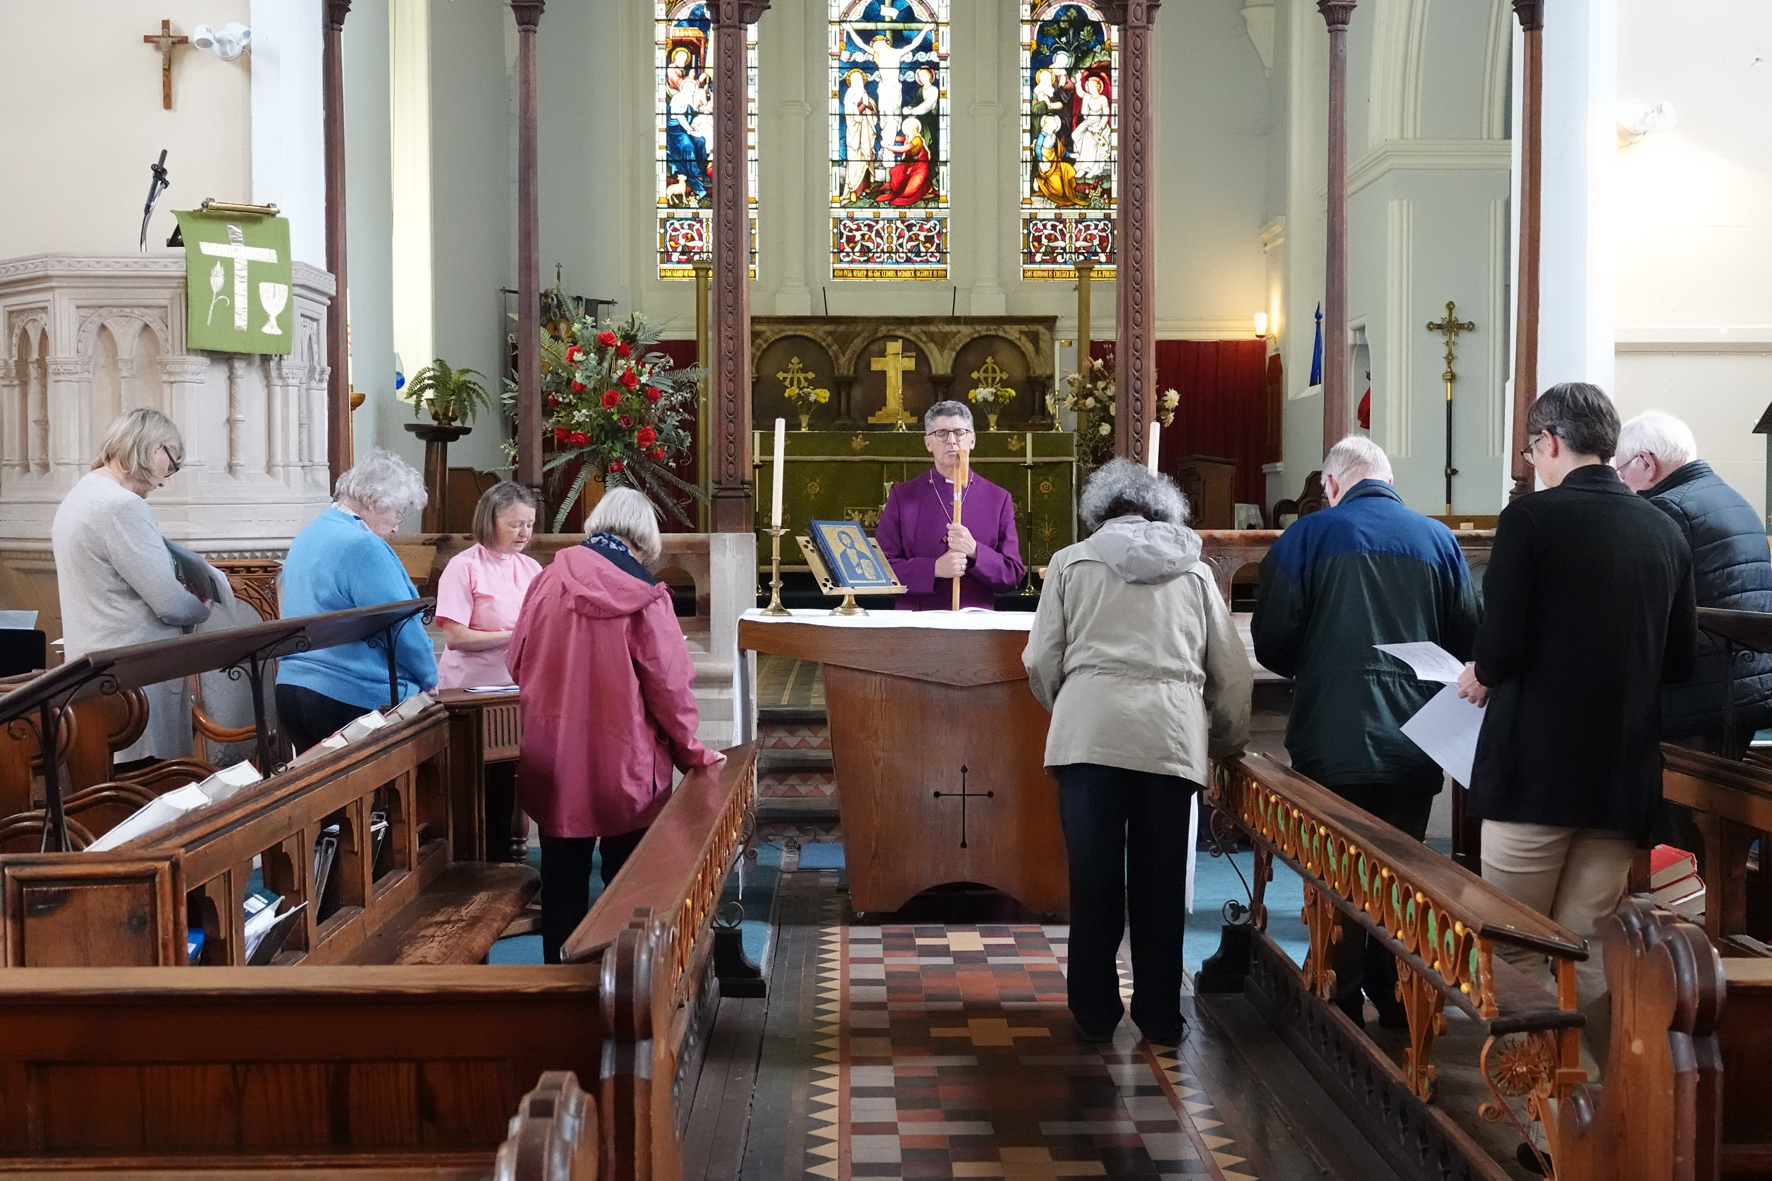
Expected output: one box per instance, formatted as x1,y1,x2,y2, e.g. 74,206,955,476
951,448,969,611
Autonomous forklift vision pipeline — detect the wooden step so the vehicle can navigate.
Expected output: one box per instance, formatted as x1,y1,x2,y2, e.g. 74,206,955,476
760,748,833,775
758,705,828,726
756,796,841,822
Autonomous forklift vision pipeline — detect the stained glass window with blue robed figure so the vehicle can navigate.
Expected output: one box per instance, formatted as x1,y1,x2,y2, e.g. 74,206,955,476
829,0,950,280
656,0,757,279
1020,0,1116,280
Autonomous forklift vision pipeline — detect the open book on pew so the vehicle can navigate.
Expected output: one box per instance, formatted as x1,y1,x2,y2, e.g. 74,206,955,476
243,891,308,965
84,761,264,852
290,693,439,767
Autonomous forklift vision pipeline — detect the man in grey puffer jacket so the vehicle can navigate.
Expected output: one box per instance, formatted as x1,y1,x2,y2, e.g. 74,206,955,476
1025,460,1251,1045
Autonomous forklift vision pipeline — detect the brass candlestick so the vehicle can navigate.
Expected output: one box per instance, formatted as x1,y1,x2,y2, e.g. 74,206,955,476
762,526,791,615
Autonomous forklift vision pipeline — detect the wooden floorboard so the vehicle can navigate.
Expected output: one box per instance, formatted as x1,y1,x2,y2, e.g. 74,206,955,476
681,993,768,1181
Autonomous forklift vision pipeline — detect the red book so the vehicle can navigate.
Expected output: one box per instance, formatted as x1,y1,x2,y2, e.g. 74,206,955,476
1650,844,1698,890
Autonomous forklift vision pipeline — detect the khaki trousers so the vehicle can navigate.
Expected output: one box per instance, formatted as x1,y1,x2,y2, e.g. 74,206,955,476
1480,821,1634,1008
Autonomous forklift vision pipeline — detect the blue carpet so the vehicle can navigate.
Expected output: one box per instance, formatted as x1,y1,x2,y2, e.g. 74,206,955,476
796,842,848,870
1186,849,1309,975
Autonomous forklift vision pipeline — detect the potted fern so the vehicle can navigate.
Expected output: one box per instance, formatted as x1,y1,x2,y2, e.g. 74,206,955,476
407,359,494,426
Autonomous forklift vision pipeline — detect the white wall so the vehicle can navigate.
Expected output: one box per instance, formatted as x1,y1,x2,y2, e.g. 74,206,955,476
250,0,328,268
0,0,253,257
343,0,398,464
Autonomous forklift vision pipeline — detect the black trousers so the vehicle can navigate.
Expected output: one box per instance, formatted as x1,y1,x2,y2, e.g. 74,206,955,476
276,683,369,756
539,828,647,964
1328,783,1435,1018
1054,763,1197,1038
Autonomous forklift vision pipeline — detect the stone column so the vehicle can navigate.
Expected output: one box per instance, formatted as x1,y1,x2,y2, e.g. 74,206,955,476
1102,1,1160,465
0,359,24,482
1318,0,1355,456
711,1,771,532
323,0,353,488
1508,0,1544,501
511,0,545,492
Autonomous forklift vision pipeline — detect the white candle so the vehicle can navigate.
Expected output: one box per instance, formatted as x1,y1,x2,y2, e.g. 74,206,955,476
771,418,786,528
1146,421,1161,474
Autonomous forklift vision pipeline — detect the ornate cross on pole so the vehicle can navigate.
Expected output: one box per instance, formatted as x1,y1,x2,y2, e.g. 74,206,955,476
932,764,993,849
142,20,189,110
869,340,919,430
1426,300,1475,515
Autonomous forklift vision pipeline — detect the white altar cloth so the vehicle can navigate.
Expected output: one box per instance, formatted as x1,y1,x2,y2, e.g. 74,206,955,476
740,608,1034,632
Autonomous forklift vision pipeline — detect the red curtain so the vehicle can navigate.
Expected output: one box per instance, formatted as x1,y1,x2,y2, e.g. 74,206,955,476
649,339,701,533
1090,339,1271,506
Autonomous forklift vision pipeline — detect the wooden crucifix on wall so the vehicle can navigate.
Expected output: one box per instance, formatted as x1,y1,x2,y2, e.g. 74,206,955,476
142,20,189,110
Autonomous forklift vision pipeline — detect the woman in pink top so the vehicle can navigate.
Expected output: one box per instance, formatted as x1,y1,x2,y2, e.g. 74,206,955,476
435,482,543,689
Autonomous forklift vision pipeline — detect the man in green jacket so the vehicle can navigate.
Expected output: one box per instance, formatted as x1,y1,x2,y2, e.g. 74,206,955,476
1253,435,1480,1028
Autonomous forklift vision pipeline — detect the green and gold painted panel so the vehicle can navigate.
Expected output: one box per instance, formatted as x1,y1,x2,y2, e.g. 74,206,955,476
753,430,1076,580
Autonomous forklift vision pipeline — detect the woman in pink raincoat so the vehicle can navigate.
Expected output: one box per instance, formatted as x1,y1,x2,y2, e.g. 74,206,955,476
508,487,721,962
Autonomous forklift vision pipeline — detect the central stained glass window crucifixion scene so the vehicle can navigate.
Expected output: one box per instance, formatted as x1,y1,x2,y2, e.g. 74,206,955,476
1020,0,1117,279
656,0,758,279
829,0,950,280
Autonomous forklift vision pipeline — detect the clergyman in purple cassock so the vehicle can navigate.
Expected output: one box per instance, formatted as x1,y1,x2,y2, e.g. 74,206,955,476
876,468,1026,610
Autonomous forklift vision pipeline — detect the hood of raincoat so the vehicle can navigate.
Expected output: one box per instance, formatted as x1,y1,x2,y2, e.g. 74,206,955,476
546,544,668,620
1083,515,1203,585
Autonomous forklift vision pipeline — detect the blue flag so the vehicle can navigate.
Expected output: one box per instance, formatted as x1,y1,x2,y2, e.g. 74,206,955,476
1309,303,1324,386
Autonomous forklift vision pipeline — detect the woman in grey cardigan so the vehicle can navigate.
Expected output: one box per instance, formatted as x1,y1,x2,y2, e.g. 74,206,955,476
1023,459,1252,1046
51,409,214,761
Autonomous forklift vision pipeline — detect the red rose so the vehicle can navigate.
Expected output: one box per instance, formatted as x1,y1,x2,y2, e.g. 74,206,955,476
546,394,559,408
553,426,569,442
619,415,633,428
570,431,589,446
644,387,661,402
617,342,632,359
566,345,583,363
636,426,657,448
571,380,586,393
619,369,639,390
607,459,625,474
601,390,620,409
651,446,667,460
597,330,618,348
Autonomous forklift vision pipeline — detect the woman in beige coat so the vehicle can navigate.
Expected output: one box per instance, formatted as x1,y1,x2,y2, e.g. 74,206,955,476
1023,459,1252,1045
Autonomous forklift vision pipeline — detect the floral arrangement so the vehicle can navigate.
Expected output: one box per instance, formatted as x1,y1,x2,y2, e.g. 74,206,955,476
784,384,830,410
967,385,1014,405
514,311,704,530
1052,356,1180,471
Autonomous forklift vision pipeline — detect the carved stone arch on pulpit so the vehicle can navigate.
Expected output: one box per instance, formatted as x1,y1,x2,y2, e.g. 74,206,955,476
3,315,51,480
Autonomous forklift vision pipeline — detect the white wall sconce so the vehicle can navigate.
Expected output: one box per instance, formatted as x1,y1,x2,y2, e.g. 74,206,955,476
1254,312,1269,339
1618,100,1677,146
191,22,251,61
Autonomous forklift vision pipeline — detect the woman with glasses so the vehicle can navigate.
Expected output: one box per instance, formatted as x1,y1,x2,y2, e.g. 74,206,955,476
876,400,1026,610
50,408,219,760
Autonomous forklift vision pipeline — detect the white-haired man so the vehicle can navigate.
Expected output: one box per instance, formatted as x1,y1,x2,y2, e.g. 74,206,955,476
1616,410,1772,753
1253,435,1479,1030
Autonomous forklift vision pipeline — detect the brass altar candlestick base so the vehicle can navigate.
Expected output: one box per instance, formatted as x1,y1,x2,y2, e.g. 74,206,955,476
762,527,791,615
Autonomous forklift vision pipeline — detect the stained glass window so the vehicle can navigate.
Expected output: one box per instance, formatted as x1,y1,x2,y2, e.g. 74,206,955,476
1020,0,1116,279
829,0,950,280
656,1,758,279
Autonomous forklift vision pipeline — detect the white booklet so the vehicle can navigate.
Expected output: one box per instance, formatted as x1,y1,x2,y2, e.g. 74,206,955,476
1374,642,1467,684
1399,684,1485,788
197,760,262,805
86,783,213,852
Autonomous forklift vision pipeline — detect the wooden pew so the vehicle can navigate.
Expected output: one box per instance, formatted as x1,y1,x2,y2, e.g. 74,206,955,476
1659,743,1772,952
1202,752,1588,1181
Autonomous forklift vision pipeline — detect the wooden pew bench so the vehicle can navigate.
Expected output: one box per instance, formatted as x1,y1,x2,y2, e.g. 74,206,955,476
1659,744,1772,953
1203,752,1589,1181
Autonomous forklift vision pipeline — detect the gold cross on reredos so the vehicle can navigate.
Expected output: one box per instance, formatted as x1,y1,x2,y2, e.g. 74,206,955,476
777,356,814,395
142,20,189,111
869,340,919,429
971,355,1010,390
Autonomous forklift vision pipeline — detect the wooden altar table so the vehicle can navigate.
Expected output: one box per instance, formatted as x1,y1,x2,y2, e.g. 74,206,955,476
738,610,1067,918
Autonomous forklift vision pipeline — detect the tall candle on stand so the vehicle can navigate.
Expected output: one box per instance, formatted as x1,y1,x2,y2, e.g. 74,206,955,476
1146,421,1161,474
771,418,786,528
951,449,969,611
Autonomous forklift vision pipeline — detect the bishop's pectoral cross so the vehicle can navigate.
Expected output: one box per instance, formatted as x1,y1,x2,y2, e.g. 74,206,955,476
869,339,919,430
932,764,993,849
1426,301,1476,515
143,20,189,111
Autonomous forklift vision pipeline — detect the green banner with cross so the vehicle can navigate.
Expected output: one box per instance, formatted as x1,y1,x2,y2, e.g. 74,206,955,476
175,210,295,354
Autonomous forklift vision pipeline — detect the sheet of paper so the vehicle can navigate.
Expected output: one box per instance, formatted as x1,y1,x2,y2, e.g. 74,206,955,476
0,610,37,630
198,760,263,805
86,783,212,852
463,684,519,694
1375,642,1467,684
1399,683,1485,788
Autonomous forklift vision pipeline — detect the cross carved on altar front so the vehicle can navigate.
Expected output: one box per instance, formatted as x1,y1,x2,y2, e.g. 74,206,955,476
142,20,189,111
868,340,919,430
932,764,993,849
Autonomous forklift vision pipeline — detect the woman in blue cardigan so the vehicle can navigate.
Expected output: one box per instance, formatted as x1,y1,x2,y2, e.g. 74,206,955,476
276,447,438,752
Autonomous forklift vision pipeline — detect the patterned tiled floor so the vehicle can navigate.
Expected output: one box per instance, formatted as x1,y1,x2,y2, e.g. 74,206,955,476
802,922,1256,1181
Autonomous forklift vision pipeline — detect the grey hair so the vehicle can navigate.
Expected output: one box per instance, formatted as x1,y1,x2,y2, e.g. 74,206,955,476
471,480,539,547
924,400,974,433
1322,435,1394,485
1618,410,1697,468
333,446,428,520
1079,458,1189,530
586,486,662,565
93,407,184,483
1526,382,1619,460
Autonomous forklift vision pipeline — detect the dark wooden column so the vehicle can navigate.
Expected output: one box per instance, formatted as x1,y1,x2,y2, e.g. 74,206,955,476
1509,0,1544,500
1319,0,1355,456
322,0,352,486
1102,1,1159,465
512,1,545,492
710,1,769,531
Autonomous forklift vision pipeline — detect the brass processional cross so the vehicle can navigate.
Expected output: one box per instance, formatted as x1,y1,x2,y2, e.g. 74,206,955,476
932,764,992,850
869,340,919,430
1426,301,1476,515
142,20,190,111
